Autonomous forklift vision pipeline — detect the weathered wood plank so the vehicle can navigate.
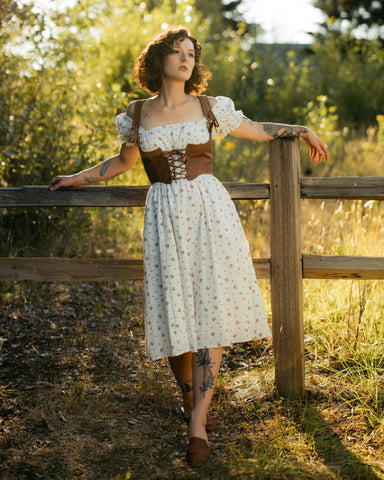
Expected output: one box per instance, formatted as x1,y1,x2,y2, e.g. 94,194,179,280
0,183,270,207
2,255,383,282
0,258,145,281
223,182,270,200
252,258,271,279
0,258,271,282
301,177,384,199
3,176,383,206
269,137,304,398
0,186,150,207
303,254,384,279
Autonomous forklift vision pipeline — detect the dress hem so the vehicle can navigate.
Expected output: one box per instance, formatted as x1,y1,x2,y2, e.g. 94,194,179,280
147,332,271,361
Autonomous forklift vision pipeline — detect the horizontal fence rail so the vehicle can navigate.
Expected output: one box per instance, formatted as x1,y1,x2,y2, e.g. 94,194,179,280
0,183,270,207
301,177,384,199
2,255,384,282
1,177,384,207
0,258,270,282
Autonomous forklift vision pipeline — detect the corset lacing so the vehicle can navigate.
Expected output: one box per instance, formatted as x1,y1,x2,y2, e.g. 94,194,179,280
162,148,188,181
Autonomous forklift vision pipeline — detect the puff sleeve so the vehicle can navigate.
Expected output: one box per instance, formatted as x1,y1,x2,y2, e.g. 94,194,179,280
115,113,135,146
212,96,243,138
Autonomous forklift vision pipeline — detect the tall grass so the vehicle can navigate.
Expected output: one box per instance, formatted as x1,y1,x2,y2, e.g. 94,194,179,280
230,116,384,446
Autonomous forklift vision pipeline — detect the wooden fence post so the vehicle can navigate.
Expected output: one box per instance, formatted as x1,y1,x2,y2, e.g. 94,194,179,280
269,137,304,398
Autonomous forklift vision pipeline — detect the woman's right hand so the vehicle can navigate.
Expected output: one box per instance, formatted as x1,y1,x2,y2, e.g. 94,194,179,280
49,174,81,191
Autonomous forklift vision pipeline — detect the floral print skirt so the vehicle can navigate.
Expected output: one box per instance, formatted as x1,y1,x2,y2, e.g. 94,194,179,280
143,174,271,360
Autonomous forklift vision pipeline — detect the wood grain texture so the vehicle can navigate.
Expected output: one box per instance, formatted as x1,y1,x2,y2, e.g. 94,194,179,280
0,183,270,207
301,176,384,199
269,137,304,398
0,258,271,282
0,258,145,281
303,254,384,279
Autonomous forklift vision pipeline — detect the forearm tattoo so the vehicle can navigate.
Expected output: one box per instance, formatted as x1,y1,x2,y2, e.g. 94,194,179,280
243,117,308,139
100,159,110,176
83,159,115,184
84,176,98,183
196,349,215,399
262,123,308,139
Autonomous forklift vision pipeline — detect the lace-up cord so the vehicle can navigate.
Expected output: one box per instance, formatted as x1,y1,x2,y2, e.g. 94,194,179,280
162,148,188,181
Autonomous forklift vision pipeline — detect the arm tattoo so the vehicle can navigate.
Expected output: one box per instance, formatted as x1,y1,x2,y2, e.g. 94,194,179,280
196,349,215,398
100,159,110,177
262,123,308,139
84,169,124,184
84,176,99,183
243,117,308,139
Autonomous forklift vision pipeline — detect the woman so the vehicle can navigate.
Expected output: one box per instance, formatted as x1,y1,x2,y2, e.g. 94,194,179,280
50,26,328,467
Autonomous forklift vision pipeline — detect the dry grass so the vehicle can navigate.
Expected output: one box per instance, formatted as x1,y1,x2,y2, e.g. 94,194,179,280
1,197,384,478
1,275,384,479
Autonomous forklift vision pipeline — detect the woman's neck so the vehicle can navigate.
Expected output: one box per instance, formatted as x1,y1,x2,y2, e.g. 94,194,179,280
156,82,190,108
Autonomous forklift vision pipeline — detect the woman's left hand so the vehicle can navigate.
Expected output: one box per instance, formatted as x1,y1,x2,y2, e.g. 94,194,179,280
302,129,328,163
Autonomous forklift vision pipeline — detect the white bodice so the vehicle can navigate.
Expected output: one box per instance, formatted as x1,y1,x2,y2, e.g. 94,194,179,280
115,95,243,152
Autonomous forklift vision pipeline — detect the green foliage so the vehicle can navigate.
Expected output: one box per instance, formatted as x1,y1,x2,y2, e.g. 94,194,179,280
235,45,321,124
2,0,384,259
310,33,384,128
314,0,384,40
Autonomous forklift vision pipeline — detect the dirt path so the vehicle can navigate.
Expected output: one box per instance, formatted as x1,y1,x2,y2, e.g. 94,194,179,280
2,282,383,480
0,282,273,480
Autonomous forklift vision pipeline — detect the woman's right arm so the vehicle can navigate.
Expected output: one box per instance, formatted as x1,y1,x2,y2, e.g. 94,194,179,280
49,144,139,190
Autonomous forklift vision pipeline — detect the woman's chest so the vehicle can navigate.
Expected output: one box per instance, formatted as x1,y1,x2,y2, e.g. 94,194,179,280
140,122,210,152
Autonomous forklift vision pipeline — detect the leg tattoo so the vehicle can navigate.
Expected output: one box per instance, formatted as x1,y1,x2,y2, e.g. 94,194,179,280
196,349,215,399
181,380,193,394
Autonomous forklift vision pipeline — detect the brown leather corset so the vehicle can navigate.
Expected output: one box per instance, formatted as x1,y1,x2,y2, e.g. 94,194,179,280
128,95,219,185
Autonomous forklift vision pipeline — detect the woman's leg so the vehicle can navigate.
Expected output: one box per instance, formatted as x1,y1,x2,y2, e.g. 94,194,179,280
189,347,222,442
168,352,194,415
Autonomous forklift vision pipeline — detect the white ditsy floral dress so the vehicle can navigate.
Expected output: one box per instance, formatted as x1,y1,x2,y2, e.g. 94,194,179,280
116,96,271,360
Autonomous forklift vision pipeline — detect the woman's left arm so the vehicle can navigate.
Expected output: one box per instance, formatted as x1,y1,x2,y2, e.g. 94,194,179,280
230,116,328,163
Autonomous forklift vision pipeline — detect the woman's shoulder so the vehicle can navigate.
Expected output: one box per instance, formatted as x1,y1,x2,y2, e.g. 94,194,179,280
204,96,237,114
126,96,160,118
125,99,144,119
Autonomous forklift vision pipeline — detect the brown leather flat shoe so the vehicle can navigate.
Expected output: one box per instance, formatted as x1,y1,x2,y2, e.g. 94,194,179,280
186,437,211,467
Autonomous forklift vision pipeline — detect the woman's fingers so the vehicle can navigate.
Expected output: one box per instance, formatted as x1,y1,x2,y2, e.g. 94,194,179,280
49,176,68,190
309,142,328,163
304,130,328,164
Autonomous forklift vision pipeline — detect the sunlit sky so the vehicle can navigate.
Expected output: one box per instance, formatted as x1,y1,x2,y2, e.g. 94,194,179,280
239,0,325,43
32,0,325,44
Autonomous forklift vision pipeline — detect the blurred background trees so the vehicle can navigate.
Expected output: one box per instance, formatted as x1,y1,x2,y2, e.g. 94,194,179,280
1,0,384,257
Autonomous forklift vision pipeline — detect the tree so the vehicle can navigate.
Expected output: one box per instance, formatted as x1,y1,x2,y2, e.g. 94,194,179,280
194,0,259,33
314,0,384,40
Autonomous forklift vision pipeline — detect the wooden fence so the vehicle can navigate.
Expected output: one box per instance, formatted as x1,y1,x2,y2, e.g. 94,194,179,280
1,137,384,398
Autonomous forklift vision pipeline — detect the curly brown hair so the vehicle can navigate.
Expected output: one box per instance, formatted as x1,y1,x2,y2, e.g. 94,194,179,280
133,26,211,95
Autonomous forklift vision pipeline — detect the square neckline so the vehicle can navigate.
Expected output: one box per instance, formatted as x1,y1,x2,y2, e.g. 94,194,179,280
129,96,218,132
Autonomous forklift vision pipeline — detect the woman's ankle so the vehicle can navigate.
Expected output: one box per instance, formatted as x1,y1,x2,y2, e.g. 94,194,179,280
188,413,208,442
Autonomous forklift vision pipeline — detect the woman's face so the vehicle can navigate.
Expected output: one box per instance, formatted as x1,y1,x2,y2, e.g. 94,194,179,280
162,37,196,83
